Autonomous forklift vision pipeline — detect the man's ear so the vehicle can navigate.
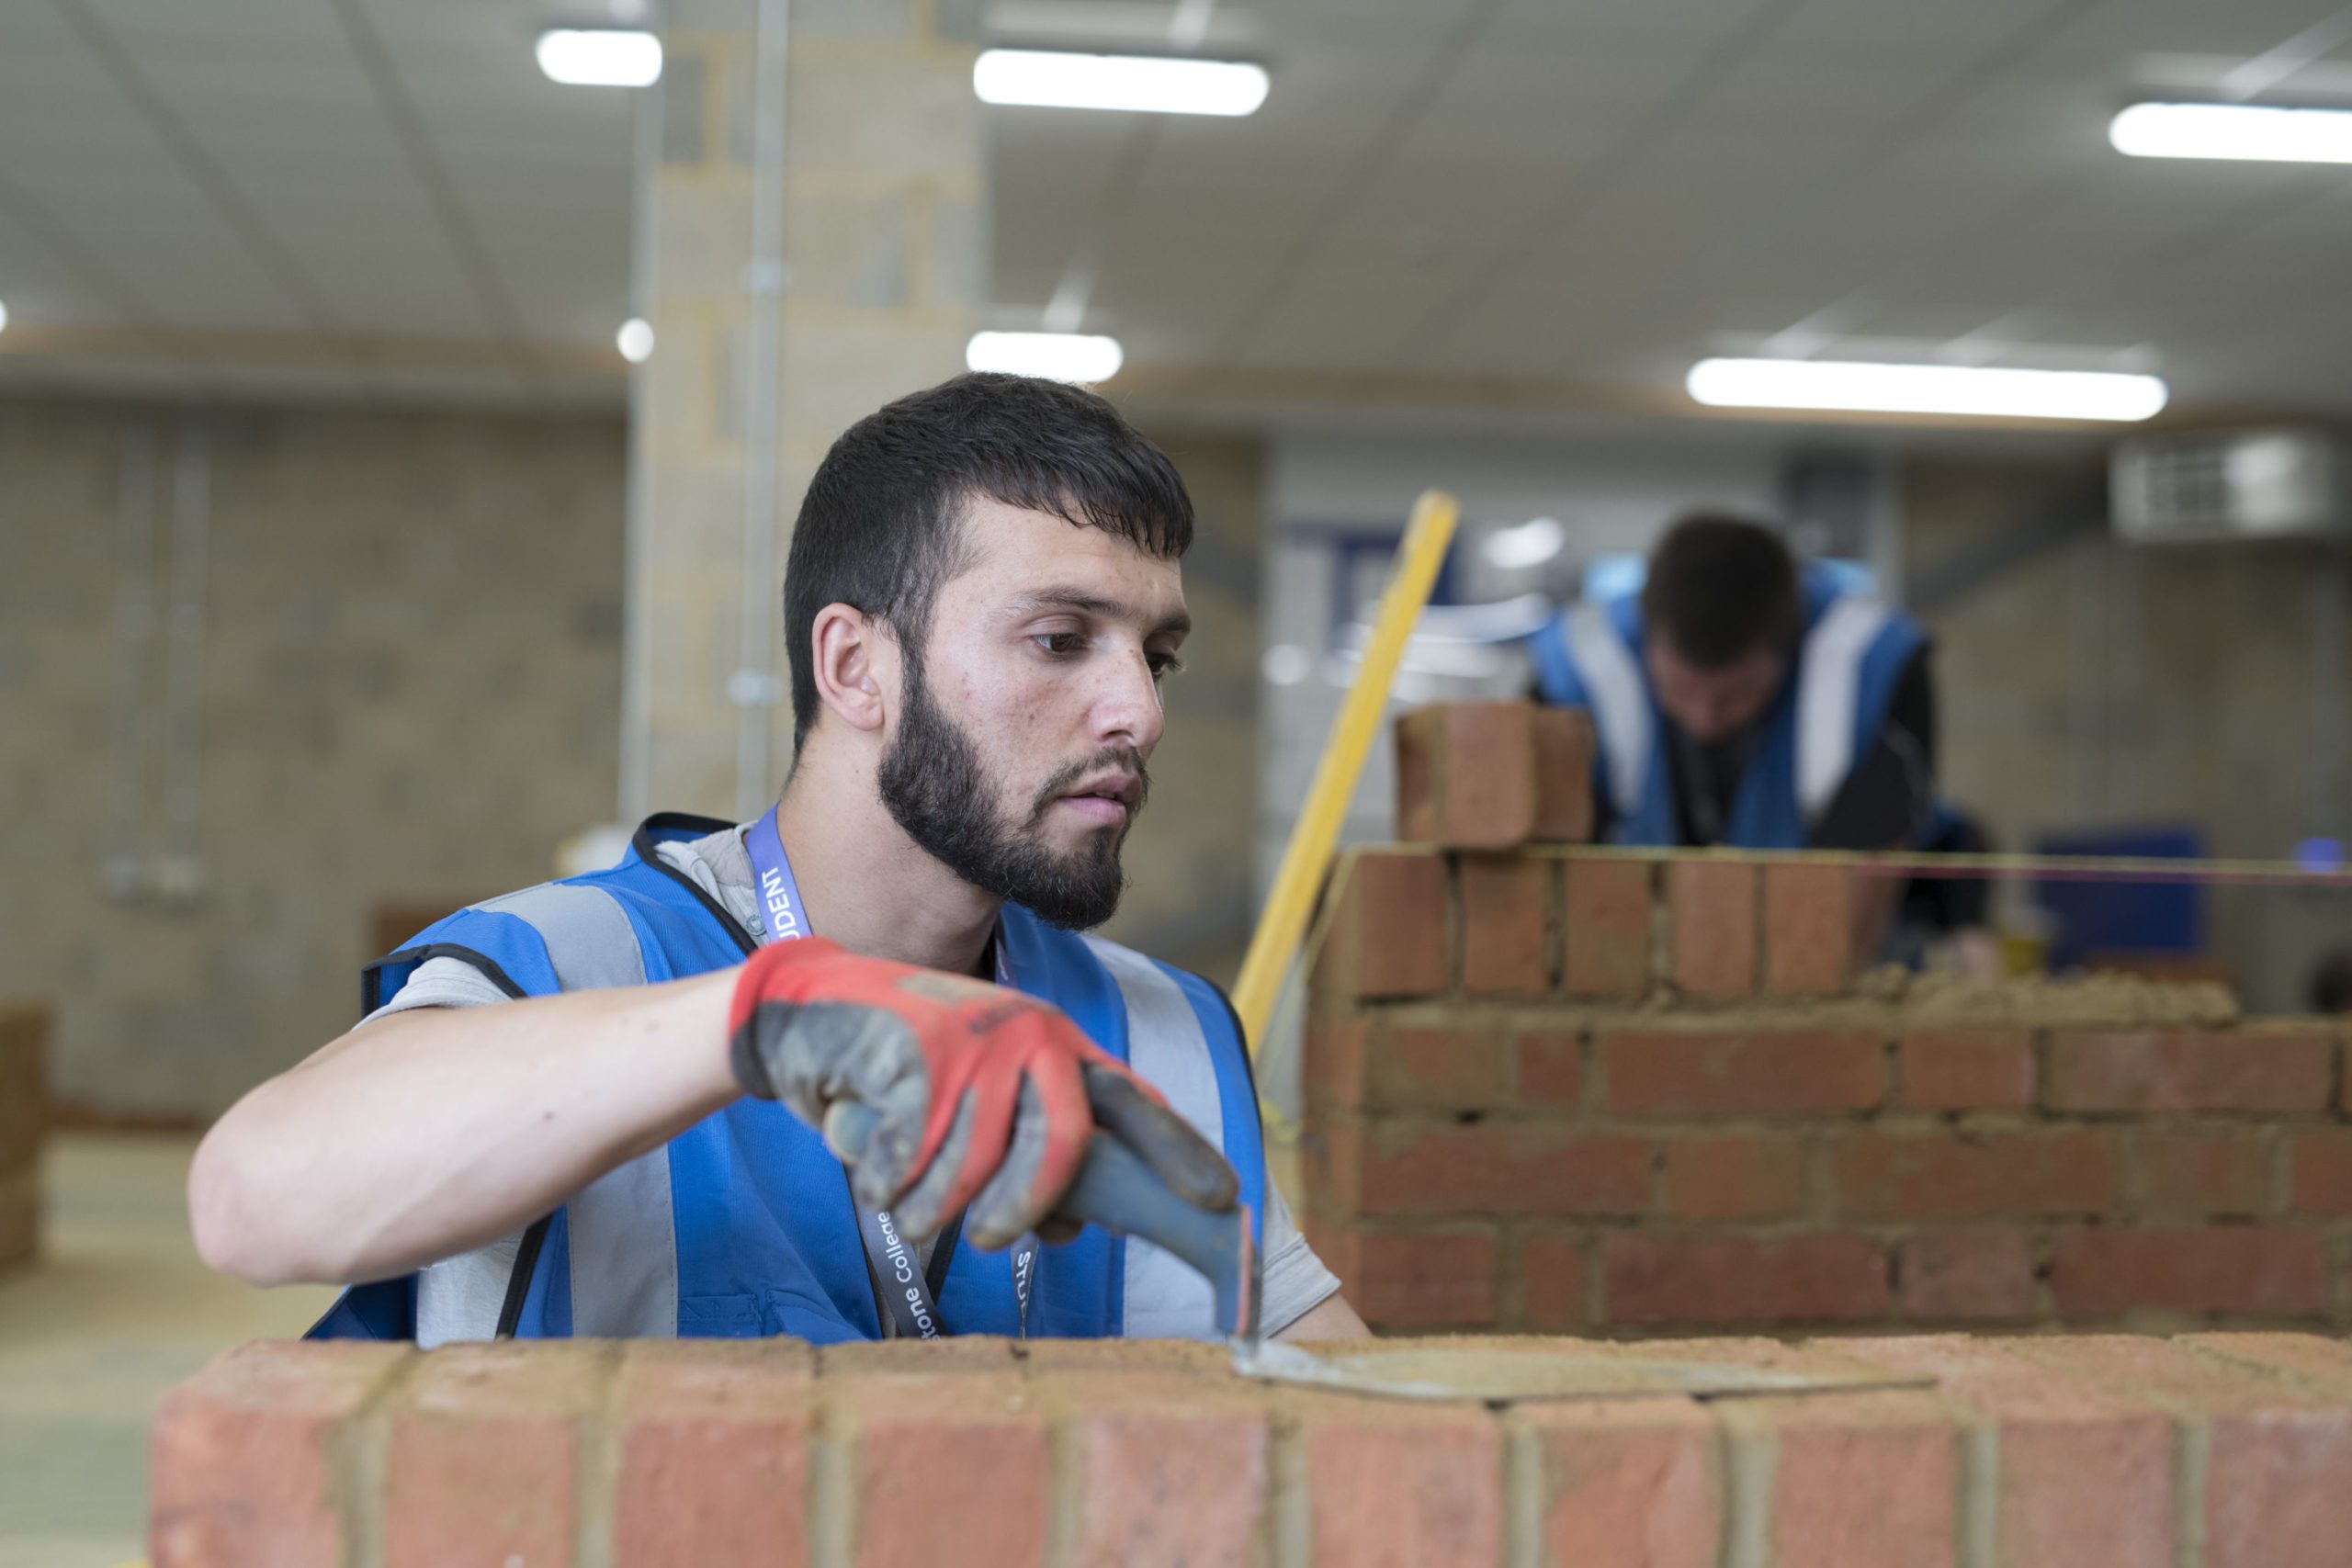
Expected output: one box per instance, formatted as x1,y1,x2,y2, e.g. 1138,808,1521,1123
808,604,897,734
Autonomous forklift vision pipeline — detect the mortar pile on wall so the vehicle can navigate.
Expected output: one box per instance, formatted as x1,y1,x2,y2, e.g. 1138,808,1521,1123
1302,702,2352,1337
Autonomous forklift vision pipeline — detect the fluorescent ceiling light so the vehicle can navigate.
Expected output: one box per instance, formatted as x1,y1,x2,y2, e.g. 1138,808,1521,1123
1686,358,2168,422
2110,101,2352,164
973,49,1268,115
1482,517,1566,571
616,318,654,364
967,331,1125,383
537,29,662,87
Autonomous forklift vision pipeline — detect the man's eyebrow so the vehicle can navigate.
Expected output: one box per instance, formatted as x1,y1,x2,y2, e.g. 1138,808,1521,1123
1008,588,1191,637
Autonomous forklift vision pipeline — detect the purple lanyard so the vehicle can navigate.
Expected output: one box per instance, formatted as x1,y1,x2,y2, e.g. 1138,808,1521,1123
742,805,1037,1337
745,805,810,948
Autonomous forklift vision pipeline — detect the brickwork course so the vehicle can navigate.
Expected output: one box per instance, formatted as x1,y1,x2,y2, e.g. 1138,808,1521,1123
150,1331,2352,1567
1304,703,2352,1337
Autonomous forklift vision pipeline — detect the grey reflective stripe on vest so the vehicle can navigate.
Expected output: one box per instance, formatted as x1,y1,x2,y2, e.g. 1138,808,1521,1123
415,883,680,1348
1562,603,1650,818
1081,935,1228,1340
1793,596,1893,826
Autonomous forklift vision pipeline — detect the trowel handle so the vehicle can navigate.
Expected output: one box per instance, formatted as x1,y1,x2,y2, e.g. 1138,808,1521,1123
825,1101,1258,1339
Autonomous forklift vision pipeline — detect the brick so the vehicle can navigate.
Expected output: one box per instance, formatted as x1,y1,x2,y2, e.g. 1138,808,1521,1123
1314,850,1449,1003
1829,1130,2111,1220
2290,1131,2352,1214
1658,1134,1803,1221
1312,1224,1499,1329
613,1341,814,1568
1721,1387,1956,1568
820,1336,1020,1380
1358,1122,1650,1219
1300,1403,1502,1567
1302,1121,1363,1219
1665,859,1756,999
1600,1029,1883,1117
1368,1023,1509,1110
1459,854,1555,995
2008,1335,2352,1568
1511,1398,1719,1568
1304,1018,1368,1110
1834,1336,2174,1566
1894,1028,2033,1111
1059,1380,1269,1568
2184,1332,2352,1391
1562,859,1653,998
1395,702,1537,848
1513,1031,1582,1107
386,1342,607,1568
1521,1234,1588,1331
2045,1028,2332,1113
150,1341,406,1568
1761,861,1852,995
1017,1338,1233,1376
1895,1232,2038,1323
1529,705,1597,842
1602,1235,1888,1327
2132,1129,2278,1217
2049,1227,2329,1318
839,1369,1049,1568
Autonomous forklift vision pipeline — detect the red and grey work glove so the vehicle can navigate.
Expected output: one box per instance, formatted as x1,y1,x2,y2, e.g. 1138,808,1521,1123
727,937,1239,1248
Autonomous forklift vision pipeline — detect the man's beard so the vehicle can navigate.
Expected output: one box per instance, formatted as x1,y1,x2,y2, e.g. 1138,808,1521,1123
876,654,1147,931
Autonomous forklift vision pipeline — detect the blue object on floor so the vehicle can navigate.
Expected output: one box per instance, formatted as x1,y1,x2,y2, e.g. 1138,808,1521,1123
2032,824,2204,972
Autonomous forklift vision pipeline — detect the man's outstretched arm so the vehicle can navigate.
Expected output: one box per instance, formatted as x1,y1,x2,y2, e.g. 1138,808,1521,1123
190,937,1242,1292
1276,1292,1369,1342
189,970,742,1288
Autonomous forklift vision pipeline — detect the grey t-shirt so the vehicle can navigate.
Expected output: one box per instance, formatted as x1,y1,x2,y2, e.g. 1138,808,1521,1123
368,822,1340,1338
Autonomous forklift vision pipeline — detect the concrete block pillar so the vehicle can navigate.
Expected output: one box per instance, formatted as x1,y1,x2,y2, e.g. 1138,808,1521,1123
621,0,985,822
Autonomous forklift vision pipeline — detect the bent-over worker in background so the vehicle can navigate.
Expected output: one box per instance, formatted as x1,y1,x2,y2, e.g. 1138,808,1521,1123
1532,512,1936,954
189,373,1366,1347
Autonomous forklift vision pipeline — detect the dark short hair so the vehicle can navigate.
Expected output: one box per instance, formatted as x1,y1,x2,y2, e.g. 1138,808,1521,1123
2312,948,2352,1014
1640,511,1803,669
783,372,1193,744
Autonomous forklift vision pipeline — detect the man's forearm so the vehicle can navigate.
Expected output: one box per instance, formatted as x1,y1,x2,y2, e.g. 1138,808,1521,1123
188,970,741,1288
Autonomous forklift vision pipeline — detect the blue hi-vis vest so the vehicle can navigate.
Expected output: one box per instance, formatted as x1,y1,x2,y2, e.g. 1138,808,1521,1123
306,813,1266,1347
1531,564,1925,849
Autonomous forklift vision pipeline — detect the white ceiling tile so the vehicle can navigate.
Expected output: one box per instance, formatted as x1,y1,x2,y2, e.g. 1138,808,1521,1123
6,0,2352,412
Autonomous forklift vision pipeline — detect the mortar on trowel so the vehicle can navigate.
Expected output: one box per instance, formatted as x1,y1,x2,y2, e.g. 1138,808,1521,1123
829,1104,1929,1404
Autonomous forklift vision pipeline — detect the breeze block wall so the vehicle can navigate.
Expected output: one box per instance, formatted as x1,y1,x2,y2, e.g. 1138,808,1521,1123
0,1001,46,1272
150,1331,2352,1568
1296,703,2352,1337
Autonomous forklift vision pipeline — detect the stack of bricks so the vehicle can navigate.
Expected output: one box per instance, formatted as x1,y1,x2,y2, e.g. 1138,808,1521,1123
1299,702,2352,1336
0,1001,44,1271
151,1331,2352,1566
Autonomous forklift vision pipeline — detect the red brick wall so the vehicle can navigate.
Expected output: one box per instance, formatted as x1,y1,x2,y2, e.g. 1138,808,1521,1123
153,1332,2352,1567
0,1002,44,1271
1305,845,2352,1337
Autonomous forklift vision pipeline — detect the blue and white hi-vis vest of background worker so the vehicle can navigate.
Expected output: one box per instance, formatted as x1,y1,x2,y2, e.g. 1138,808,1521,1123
305,813,1266,1347
1530,562,1924,849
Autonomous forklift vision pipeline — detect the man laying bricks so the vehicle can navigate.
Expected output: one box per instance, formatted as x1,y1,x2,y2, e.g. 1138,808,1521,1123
1532,511,1938,954
188,373,1366,1347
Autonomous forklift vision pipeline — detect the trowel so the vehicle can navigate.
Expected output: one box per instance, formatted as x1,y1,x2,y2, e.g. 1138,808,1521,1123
832,1103,1932,1404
